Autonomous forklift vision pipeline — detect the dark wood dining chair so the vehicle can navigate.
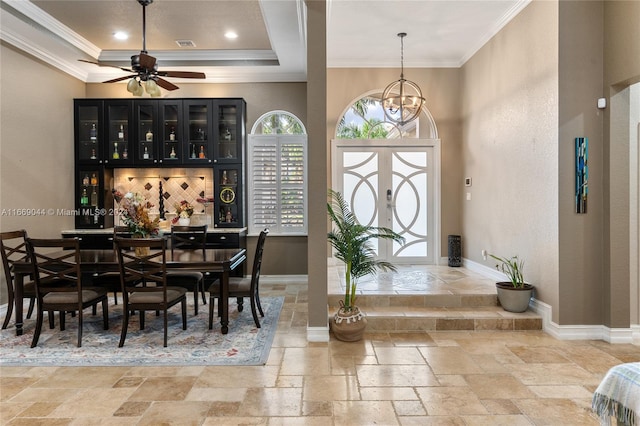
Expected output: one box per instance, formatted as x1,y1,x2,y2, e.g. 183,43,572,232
90,226,131,305
26,237,109,348
1,230,36,329
167,224,208,315
114,237,187,347
208,228,268,329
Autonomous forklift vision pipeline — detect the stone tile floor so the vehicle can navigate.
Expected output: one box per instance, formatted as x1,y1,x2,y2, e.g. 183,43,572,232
1,269,639,425
328,263,499,296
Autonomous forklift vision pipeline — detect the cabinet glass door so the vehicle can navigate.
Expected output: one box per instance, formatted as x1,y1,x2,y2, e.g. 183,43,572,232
160,101,182,164
215,166,242,227
136,102,157,164
76,103,101,163
184,100,212,164
216,103,239,162
77,169,101,228
105,101,133,166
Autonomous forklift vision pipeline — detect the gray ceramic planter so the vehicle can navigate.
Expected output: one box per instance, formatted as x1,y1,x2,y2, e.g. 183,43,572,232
496,282,534,313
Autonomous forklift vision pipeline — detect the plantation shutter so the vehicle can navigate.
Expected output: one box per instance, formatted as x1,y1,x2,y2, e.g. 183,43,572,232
248,135,307,235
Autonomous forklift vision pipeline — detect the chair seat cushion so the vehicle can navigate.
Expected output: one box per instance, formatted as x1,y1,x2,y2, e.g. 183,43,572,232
129,287,187,304
43,288,106,304
207,277,251,295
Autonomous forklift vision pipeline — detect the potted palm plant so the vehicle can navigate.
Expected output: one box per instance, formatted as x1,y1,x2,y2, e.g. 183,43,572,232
490,254,534,312
327,189,404,341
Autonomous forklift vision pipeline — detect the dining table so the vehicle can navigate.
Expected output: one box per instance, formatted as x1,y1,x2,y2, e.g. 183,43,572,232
11,247,246,336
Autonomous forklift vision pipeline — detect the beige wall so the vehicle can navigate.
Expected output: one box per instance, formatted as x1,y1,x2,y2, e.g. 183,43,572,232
0,42,86,303
604,1,640,89
461,2,560,317
603,0,640,328
306,0,328,331
558,1,605,325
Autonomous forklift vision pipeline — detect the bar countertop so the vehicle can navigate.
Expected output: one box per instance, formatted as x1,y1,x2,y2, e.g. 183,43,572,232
61,227,247,235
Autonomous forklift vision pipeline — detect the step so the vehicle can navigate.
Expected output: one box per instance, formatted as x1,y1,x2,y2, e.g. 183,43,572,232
329,305,543,333
328,293,499,309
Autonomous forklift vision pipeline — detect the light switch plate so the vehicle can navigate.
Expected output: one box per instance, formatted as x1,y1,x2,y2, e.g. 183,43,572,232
597,98,606,109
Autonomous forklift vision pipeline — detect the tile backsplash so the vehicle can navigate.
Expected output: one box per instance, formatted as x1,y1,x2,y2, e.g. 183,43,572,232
112,168,214,226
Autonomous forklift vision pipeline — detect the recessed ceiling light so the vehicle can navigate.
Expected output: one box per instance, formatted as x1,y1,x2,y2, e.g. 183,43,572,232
113,31,128,40
224,31,238,40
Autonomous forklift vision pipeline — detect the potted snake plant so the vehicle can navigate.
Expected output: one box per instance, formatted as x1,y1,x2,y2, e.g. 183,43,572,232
327,189,404,341
490,254,534,312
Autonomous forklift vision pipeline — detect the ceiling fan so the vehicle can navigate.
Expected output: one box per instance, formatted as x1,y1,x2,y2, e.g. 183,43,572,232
79,0,205,96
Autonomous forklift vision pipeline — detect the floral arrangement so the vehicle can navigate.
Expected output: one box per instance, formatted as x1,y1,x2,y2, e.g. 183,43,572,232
118,192,159,237
172,200,194,224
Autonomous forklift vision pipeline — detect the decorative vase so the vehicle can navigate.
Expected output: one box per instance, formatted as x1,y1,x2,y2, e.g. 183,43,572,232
134,246,150,258
496,282,534,312
178,217,191,226
331,305,367,342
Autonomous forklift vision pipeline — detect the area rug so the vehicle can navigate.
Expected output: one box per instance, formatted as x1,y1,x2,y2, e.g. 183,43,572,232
0,296,283,367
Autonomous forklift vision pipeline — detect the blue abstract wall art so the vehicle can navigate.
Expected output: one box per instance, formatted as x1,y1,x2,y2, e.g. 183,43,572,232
575,137,588,213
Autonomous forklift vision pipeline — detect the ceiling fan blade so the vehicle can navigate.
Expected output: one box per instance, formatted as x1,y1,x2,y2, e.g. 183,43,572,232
78,59,133,73
103,75,136,84
155,78,179,91
160,71,207,79
139,53,156,70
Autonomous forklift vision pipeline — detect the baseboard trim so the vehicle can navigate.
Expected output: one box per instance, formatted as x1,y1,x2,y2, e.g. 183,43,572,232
462,258,506,282
260,275,308,283
530,298,635,343
307,326,330,342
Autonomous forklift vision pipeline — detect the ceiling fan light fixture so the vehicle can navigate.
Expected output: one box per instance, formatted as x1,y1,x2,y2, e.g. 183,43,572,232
145,79,161,97
127,77,140,95
382,32,425,126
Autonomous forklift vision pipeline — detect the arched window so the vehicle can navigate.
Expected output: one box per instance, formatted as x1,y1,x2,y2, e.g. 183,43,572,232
252,110,307,135
248,111,307,236
336,92,438,139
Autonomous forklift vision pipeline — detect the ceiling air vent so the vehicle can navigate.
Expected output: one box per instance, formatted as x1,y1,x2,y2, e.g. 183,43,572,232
175,40,196,48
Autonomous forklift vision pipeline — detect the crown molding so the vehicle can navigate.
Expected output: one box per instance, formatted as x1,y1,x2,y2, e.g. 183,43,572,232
2,0,101,58
0,5,88,80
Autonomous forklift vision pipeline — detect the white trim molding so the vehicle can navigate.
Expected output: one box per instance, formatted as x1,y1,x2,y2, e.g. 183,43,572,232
531,299,635,344
307,326,330,342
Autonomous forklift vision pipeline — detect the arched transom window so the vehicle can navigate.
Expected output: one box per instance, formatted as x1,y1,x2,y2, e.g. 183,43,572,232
336,93,438,139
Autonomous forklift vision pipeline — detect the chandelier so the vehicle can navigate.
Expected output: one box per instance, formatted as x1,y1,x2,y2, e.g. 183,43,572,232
381,32,425,126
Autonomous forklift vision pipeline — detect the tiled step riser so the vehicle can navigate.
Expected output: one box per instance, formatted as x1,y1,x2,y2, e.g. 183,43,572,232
364,316,542,332
328,294,498,308
328,292,543,332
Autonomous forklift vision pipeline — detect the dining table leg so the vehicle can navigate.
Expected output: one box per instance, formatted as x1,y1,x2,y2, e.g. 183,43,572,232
14,273,24,336
220,269,229,334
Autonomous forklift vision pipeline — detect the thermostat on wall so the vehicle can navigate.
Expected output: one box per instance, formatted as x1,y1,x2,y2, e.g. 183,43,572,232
464,177,472,187
597,98,607,109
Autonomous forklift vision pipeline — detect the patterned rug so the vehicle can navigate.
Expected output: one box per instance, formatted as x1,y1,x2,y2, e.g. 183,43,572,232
0,296,283,367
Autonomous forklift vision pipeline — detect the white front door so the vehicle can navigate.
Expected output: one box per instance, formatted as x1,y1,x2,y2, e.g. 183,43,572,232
332,139,440,264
